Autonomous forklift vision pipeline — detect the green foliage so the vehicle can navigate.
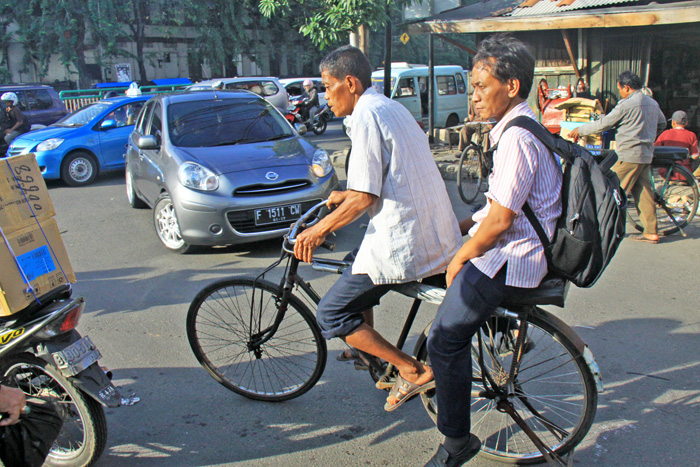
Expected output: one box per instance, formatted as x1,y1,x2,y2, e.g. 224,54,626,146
5,0,122,86
260,0,416,50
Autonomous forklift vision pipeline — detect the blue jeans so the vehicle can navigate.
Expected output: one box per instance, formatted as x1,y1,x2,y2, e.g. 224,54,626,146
427,262,523,438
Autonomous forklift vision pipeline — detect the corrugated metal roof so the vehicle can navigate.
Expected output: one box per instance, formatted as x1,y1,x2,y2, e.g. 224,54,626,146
509,0,637,17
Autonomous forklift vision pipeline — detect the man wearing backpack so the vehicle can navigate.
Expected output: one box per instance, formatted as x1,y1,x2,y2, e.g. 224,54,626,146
570,71,666,244
423,34,563,467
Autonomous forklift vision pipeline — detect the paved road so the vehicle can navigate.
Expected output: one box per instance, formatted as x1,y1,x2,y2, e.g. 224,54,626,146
46,119,700,466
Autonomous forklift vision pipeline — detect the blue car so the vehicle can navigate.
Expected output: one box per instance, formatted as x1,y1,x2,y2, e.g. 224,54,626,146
6,96,149,186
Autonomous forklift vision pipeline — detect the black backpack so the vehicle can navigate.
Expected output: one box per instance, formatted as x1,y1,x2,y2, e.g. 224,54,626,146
502,116,627,288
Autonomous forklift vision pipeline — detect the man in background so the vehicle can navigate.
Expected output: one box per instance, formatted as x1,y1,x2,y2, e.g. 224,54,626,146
571,71,666,244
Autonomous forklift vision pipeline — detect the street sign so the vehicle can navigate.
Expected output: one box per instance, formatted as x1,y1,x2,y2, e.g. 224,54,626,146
400,33,410,44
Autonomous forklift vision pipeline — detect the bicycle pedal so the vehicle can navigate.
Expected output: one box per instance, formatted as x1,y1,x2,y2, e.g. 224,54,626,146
375,379,395,391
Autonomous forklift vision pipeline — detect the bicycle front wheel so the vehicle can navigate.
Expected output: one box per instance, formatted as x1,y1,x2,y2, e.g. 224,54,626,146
417,309,598,464
186,277,327,402
627,164,699,236
457,144,483,204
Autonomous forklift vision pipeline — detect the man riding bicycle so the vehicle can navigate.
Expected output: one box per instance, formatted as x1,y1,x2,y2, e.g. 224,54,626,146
293,45,462,412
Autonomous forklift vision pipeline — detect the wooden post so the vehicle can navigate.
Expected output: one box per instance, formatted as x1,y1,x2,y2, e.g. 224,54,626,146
561,30,580,79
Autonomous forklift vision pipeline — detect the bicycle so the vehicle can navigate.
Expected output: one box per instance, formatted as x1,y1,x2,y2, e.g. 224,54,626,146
457,121,494,204
186,201,602,465
625,146,699,236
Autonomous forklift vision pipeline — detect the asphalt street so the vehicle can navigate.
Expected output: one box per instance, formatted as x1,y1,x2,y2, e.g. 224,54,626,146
46,119,700,466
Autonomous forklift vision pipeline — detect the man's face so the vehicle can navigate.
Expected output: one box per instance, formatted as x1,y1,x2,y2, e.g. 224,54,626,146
471,61,515,123
321,70,354,118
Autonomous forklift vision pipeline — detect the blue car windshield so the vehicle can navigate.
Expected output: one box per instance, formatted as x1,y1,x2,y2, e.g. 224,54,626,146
54,102,111,127
167,98,294,147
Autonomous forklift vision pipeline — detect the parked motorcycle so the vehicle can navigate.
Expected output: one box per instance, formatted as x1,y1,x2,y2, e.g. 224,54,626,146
285,97,332,135
0,285,120,466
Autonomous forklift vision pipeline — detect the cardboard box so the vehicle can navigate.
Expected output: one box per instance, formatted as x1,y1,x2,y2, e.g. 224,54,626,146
0,154,55,234
560,121,602,146
0,217,76,316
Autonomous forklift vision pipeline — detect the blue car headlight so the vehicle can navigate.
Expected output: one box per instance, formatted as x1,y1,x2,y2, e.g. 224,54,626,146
36,138,64,152
312,149,332,178
178,162,219,191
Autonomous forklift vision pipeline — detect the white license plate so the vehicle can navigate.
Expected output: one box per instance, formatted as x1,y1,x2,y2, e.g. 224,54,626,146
254,203,302,226
52,336,102,377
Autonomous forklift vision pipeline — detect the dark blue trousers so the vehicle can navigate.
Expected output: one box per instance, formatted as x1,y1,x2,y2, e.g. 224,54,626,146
427,262,521,438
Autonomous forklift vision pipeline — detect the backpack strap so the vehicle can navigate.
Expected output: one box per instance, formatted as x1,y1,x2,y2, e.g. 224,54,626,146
522,202,551,249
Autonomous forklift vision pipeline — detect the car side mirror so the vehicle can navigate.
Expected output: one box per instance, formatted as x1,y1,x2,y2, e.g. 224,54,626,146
100,119,117,130
295,123,307,136
137,135,159,149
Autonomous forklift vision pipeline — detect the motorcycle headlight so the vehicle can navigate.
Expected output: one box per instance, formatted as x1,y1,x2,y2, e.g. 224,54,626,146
36,138,64,152
311,149,333,178
178,162,219,191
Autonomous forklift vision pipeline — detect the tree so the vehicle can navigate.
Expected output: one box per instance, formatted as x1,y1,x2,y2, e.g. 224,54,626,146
9,0,122,87
259,0,416,53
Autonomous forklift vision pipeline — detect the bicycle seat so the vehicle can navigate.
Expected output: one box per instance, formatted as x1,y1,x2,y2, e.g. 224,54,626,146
501,273,569,308
653,146,689,164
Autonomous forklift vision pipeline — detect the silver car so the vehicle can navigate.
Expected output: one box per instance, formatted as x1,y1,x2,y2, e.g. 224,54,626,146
187,77,289,114
125,90,339,253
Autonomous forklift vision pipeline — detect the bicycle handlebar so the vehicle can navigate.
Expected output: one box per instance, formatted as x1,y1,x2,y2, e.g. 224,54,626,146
283,199,335,253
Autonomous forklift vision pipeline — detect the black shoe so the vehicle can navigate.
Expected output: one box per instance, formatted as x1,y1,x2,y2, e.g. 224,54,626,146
423,435,481,467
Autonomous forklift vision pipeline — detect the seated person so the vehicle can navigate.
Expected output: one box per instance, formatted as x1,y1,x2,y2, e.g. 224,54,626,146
655,110,699,179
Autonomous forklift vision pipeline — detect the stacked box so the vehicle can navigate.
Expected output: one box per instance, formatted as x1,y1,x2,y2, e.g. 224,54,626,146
0,154,75,316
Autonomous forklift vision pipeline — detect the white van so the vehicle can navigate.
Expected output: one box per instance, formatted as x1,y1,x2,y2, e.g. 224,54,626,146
370,64,469,128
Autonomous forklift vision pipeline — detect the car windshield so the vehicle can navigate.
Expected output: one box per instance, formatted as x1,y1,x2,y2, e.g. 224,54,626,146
54,102,111,127
167,98,294,147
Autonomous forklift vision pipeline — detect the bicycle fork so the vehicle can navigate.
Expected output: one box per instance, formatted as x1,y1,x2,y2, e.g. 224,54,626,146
477,308,574,467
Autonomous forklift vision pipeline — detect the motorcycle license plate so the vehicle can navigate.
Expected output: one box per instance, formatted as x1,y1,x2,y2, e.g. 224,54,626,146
254,203,302,226
52,336,102,377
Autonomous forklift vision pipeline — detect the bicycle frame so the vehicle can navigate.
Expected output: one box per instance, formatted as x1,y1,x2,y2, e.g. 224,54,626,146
240,200,599,467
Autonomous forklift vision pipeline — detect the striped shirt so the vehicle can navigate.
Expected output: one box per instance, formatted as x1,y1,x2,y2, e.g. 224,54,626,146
469,101,562,288
346,87,462,285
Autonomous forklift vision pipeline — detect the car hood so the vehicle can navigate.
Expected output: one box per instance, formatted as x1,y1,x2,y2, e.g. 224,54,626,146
175,137,315,174
15,126,78,142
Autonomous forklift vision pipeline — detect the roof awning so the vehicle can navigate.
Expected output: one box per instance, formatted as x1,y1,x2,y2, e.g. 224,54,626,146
406,0,700,34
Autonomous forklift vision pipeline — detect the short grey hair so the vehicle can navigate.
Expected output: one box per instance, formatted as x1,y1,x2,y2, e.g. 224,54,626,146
319,45,372,90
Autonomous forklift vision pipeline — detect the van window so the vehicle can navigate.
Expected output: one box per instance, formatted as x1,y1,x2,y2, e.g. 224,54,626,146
437,76,457,95
396,78,416,97
455,74,466,94
371,77,395,96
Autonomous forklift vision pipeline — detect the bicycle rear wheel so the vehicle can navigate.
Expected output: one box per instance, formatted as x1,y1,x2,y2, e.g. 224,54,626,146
416,309,597,464
457,144,483,204
627,164,699,236
186,276,327,402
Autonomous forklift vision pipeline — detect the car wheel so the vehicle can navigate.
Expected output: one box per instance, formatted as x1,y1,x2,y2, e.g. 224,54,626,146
153,195,192,254
61,152,98,186
445,114,460,128
125,165,147,209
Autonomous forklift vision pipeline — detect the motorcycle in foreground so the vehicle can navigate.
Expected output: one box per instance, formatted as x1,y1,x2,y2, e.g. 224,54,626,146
0,284,120,466
285,97,332,135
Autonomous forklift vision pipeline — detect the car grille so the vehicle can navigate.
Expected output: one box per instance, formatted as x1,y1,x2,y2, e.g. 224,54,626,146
233,180,311,197
227,199,321,234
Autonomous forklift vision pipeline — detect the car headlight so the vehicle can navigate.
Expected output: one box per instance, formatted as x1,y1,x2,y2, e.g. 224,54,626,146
36,138,64,152
178,162,219,191
312,149,332,178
